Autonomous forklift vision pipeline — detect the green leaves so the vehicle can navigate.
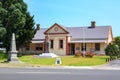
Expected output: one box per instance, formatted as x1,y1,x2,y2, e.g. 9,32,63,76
105,43,119,58
0,27,6,38
0,0,35,51
114,36,120,46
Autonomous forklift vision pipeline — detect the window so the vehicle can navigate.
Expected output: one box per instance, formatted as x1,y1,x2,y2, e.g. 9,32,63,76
95,43,100,51
81,43,86,51
35,44,43,50
50,40,54,49
59,40,63,49
36,47,43,50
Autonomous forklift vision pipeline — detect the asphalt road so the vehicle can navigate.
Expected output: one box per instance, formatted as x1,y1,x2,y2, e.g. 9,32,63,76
0,67,120,80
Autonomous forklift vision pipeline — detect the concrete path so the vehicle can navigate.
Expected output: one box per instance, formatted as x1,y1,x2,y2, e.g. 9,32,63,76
105,59,120,67
94,59,120,70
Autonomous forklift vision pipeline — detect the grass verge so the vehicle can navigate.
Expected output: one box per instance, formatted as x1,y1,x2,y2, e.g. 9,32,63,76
18,55,108,66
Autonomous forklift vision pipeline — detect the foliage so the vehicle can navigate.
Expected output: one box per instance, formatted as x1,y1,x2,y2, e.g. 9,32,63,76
105,43,119,58
114,36,120,57
85,52,94,58
114,36,120,46
0,27,6,39
74,51,94,58
0,51,8,60
17,53,23,57
0,0,36,51
74,51,82,57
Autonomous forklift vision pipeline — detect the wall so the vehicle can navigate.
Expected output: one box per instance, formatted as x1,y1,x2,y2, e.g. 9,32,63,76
49,34,68,55
25,43,44,54
107,27,113,43
74,43,106,55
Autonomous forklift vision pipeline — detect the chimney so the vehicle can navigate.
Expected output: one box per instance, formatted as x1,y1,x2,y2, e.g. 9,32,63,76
91,21,96,28
36,24,40,30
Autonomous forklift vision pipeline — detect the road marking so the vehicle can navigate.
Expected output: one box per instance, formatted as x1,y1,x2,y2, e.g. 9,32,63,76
18,71,71,74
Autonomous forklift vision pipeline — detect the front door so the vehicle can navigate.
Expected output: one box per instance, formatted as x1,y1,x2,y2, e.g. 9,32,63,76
69,43,75,55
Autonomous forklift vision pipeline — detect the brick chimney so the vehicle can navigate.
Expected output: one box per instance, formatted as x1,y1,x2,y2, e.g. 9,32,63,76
36,24,40,30
91,21,96,28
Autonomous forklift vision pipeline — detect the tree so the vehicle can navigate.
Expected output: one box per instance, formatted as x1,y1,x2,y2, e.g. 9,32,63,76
114,36,120,57
105,43,119,58
0,27,6,39
0,1,7,47
0,0,36,52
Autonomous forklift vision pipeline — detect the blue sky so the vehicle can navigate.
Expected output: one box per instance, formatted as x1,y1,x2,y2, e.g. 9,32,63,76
24,0,120,37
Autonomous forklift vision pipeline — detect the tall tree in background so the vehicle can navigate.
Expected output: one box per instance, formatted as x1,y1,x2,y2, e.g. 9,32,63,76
0,0,35,52
0,2,7,41
114,36,120,57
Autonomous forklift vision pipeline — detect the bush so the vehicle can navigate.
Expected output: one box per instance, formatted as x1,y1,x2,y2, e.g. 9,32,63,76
85,52,94,58
105,43,119,58
0,51,8,60
17,53,23,57
74,51,82,57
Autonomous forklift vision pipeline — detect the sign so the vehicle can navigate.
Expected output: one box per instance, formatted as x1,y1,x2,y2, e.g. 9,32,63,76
55,57,62,65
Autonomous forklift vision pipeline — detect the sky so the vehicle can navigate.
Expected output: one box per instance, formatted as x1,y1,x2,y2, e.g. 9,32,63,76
24,0,120,37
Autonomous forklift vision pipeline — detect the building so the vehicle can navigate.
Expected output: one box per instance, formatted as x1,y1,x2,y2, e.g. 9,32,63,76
23,21,113,55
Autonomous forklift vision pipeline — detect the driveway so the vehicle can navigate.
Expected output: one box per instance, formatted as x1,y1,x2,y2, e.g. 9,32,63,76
94,59,120,70
106,59,120,67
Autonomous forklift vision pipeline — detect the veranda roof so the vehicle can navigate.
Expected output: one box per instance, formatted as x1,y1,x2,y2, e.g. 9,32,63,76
69,39,107,43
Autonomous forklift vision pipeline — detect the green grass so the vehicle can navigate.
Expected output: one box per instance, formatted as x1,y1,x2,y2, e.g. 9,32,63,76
19,55,108,66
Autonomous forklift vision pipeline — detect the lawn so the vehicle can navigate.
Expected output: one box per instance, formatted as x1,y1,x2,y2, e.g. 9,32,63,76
19,55,108,66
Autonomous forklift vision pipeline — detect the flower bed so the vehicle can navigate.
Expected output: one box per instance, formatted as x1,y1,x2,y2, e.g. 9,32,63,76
85,52,94,58
75,51,94,58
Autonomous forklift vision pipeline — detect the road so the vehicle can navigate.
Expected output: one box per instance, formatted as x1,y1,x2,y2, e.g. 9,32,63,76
0,67,120,80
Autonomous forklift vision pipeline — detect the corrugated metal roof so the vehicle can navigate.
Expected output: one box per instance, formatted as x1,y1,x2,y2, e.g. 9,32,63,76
32,28,47,40
69,39,107,43
67,26,110,39
32,24,111,41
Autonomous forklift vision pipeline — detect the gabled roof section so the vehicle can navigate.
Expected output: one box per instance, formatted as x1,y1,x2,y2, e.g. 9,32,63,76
32,23,112,43
33,28,47,40
68,26,111,39
44,23,69,34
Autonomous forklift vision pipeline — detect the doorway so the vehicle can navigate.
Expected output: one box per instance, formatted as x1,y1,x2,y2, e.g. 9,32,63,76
71,44,75,55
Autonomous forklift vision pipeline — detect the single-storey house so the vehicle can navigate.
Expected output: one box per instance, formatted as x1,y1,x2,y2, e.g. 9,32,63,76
23,21,113,55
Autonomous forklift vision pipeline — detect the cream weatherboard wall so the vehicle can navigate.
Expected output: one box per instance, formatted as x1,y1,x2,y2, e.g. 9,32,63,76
74,43,106,55
107,27,113,43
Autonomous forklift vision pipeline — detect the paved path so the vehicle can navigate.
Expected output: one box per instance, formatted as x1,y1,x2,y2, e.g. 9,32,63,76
106,59,120,67
93,59,120,70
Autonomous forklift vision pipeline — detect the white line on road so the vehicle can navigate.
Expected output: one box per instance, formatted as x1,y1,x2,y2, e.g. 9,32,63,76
18,71,71,74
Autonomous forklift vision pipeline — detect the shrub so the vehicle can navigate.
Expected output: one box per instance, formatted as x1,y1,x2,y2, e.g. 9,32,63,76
0,51,8,60
85,52,94,58
105,43,119,58
17,53,23,57
74,51,82,57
